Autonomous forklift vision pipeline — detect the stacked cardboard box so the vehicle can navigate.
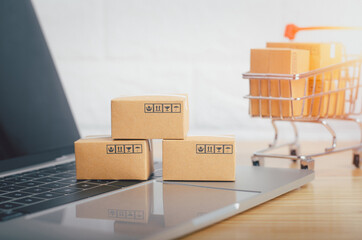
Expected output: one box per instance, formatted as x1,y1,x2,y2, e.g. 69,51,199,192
266,42,344,117
249,48,310,117
249,42,344,118
75,94,235,181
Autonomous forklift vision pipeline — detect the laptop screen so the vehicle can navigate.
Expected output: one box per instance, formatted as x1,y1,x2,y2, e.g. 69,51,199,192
0,0,80,172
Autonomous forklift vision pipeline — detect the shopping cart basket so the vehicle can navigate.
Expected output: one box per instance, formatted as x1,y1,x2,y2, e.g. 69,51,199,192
242,25,362,170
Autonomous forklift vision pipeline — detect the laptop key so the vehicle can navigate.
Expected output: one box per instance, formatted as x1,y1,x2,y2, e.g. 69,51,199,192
41,182,69,189
11,177,32,183
0,202,23,210
22,187,51,194
73,183,98,189
23,172,48,179
0,181,13,187
52,173,75,179
88,180,115,184
0,185,26,192
3,174,23,180
3,192,31,199
14,197,43,205
51,187,83,195
15,181,43,188
36,177,62,183
55,164,75,171
0,210,24,222
0,196,12,203
58,179,83,184
108,180,142,188
40,169,66,174
33,192,63,199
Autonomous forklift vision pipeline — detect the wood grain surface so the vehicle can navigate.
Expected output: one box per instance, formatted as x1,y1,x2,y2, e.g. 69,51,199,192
180,140,362,240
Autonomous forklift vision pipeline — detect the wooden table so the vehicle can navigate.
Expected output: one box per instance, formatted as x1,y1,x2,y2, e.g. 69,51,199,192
181,141,362,240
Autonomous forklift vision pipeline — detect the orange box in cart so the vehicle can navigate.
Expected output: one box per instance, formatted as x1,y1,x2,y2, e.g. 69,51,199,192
250,48,310,117
266,42,345,117
75,137,153,180
111,95,189,140
163,136,235,181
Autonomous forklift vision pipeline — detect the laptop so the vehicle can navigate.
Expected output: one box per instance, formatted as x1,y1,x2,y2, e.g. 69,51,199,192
0,1,314,239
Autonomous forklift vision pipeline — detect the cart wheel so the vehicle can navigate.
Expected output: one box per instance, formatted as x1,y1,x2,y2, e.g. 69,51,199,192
300,158,314,170
353,154,360,168
251,157,264,167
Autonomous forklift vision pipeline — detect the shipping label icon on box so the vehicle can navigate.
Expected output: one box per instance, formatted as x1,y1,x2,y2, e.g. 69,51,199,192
196,144,233,154
106,144,142,154
144,103,182,113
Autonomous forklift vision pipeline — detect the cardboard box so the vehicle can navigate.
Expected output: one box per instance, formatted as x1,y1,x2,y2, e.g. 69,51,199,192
266,42,345,117
76,182,152,224
250,48,310,117
163,136,235,181
111,95,189,140
75,137,153,180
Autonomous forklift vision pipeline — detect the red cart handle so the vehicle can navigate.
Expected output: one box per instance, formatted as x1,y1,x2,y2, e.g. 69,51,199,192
284,24,362,40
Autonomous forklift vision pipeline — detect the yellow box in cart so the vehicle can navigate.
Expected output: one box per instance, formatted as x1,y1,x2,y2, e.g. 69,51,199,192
75,137,153,180
111,95,189,140
266,42,345,117
163,136,235,181
250,48,310,117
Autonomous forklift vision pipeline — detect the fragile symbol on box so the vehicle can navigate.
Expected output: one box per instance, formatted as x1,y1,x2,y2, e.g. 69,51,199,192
106,144,142,154
196,144,233,154
144,103,182,113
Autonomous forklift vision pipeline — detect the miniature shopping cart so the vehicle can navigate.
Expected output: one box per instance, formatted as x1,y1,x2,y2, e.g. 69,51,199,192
242,25,362,170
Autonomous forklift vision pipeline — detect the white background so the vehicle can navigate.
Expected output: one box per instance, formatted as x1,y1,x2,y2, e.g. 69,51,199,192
32,0,362,141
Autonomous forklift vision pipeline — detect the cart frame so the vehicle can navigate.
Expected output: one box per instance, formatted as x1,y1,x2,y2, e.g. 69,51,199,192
243,58,362,170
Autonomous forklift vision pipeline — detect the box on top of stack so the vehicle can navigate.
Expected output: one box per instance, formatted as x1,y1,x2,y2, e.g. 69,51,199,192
111,94,189,140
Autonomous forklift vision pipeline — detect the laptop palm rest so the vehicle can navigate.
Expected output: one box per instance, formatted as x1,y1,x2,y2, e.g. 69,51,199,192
0,166,314,240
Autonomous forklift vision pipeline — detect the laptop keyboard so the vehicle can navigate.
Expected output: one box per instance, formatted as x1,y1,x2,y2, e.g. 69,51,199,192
0,161,159,222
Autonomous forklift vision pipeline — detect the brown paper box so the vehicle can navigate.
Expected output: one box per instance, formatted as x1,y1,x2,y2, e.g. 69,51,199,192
75,137,153,180
111,95,189,140
76,182,152,224
163,136,235,181
250,48,310,117
266,42,345,117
